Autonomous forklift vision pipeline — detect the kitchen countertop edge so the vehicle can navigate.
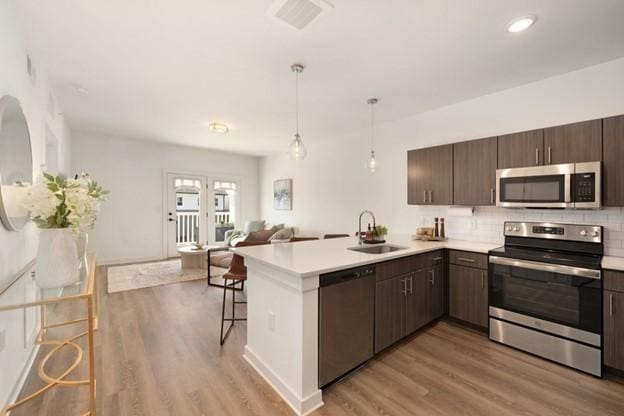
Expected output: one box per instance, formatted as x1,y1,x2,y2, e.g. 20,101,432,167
233,237,502,278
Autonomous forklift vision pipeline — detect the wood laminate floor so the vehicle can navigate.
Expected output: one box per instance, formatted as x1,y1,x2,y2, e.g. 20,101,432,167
11,266,624,416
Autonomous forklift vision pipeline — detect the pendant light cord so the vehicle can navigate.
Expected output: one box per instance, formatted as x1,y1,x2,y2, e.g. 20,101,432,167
295,69,300,137
370,101,374,151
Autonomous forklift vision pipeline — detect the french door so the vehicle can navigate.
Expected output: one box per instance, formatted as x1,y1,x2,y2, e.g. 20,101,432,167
166,173,206,258
166,172,240,257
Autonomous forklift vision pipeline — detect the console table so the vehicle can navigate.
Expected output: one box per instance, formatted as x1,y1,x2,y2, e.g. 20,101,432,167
0,255,98,416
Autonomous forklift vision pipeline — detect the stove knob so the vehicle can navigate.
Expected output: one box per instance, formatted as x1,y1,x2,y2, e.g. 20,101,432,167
580,229,588,237
506,226,513,232
591,230,600,237
513,227,520,232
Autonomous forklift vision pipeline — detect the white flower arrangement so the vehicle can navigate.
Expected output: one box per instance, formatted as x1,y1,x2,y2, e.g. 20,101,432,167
23,172,109,235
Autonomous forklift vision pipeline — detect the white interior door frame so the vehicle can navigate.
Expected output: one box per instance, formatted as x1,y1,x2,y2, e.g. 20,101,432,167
161,169,244,258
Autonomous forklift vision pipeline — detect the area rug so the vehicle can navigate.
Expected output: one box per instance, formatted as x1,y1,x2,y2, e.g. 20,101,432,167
107,259,225,293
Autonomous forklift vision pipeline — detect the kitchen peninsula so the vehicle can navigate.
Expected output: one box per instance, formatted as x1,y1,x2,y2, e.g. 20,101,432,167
233,236,500,415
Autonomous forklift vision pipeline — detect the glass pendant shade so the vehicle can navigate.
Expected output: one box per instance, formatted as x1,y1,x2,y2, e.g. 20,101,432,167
288,63,306,160
288,134,307,160
367,150,377,173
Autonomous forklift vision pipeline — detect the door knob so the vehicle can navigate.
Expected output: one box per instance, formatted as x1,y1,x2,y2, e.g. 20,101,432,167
168,218,175,222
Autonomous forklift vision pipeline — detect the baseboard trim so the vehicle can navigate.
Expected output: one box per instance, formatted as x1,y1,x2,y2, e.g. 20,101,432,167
243,345,323,416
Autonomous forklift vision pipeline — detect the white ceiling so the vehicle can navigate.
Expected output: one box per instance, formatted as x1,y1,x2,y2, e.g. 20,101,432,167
14,0,624,156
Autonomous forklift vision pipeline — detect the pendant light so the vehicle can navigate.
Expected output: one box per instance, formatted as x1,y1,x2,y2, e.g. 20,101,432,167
288,64,307,160
367,98,379,173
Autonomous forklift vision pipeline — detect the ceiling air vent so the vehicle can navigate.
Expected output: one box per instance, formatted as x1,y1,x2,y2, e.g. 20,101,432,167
268,0,333,31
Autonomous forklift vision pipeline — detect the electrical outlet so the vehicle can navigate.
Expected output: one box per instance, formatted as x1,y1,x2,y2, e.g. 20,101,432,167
268,312,276,331
0,329,6,352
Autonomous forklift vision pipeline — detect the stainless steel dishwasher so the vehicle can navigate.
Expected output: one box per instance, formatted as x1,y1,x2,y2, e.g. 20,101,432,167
318,265,375,388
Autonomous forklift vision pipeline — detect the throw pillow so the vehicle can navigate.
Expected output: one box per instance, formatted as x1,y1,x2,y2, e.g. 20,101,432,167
270,223,285,232
269,227,294,241
244,220,265,234
245,229,276,242
224,229,242,246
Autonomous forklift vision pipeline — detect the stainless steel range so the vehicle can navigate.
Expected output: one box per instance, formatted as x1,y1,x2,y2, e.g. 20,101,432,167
488,221,603,376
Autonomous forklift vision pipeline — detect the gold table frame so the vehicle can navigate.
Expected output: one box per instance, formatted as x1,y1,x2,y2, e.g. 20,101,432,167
0,255,98,416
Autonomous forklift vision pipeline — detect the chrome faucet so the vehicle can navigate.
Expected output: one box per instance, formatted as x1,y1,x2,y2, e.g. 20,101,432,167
358,210,376,245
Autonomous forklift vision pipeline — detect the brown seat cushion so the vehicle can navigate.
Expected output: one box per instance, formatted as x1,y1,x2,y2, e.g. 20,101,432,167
210,251,233,268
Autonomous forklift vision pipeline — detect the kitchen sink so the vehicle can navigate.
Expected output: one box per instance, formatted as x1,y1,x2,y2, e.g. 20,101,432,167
347,244,409,254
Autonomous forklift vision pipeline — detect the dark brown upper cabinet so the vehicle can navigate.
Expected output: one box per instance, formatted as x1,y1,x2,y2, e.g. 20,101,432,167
603,115,624,206
543,119,602,164
453,137,497,205
407,144,453,205
497,129,544,169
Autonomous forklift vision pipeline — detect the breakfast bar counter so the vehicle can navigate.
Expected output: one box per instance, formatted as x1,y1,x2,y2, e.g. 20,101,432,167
233,236,500,415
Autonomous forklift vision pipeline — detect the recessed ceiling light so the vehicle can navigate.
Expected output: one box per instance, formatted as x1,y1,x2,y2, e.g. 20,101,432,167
506,15,536,33
208,122,229,134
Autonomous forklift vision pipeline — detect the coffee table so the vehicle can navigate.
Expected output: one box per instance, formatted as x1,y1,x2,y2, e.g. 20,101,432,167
178,246,210,269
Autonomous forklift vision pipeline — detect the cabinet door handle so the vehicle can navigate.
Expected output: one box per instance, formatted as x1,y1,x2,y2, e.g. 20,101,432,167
409,276,413,294
429,269,435,285
535,147,539,165
401,278,407,296
610,294,614,317
423,190,427,203
547,146,552,164
429,190,433,203
457,257,475,263
432,256,443,262
481,271,485,290
490,188,495,204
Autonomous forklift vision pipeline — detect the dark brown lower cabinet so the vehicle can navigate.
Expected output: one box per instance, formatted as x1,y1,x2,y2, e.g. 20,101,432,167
427,262,445,321
449,264,488,327
604,290,624,371
374,275,406,353
406,270,428,334
375,261,445,353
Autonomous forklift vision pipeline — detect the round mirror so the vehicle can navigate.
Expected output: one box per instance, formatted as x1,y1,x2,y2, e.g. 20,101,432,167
0,96,33,231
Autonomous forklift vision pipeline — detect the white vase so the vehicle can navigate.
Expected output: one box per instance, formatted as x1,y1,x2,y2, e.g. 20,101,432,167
76,231,89,268
35,228,80,289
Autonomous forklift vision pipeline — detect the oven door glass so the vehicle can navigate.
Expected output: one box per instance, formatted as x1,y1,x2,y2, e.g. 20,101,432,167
499,175,565,203
489,262,601,334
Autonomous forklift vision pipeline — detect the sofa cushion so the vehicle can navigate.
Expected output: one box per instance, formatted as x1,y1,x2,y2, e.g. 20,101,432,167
211,251,233,268
245,229,276,242
244,220,265,234
269,227,294,241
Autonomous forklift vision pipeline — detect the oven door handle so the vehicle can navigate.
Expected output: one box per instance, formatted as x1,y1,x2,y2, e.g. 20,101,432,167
488,256,601,280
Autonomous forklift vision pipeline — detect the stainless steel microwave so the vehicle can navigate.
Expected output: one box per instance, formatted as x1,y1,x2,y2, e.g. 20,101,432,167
496,161,601,209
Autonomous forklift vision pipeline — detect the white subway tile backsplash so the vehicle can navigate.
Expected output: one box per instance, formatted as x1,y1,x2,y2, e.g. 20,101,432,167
410,207,624,254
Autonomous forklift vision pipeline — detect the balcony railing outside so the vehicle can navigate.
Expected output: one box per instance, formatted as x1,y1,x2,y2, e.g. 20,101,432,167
176,211,232,244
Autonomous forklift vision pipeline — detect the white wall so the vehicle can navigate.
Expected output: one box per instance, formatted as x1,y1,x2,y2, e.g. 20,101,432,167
0,0,71,407
260,57,624,255
70,132,260,264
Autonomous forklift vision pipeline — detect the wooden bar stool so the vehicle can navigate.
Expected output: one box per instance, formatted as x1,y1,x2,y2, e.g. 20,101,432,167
220,241,268,345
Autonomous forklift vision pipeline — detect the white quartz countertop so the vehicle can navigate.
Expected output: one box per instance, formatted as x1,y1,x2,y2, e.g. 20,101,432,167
233,235,501,277
602,256,624,272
